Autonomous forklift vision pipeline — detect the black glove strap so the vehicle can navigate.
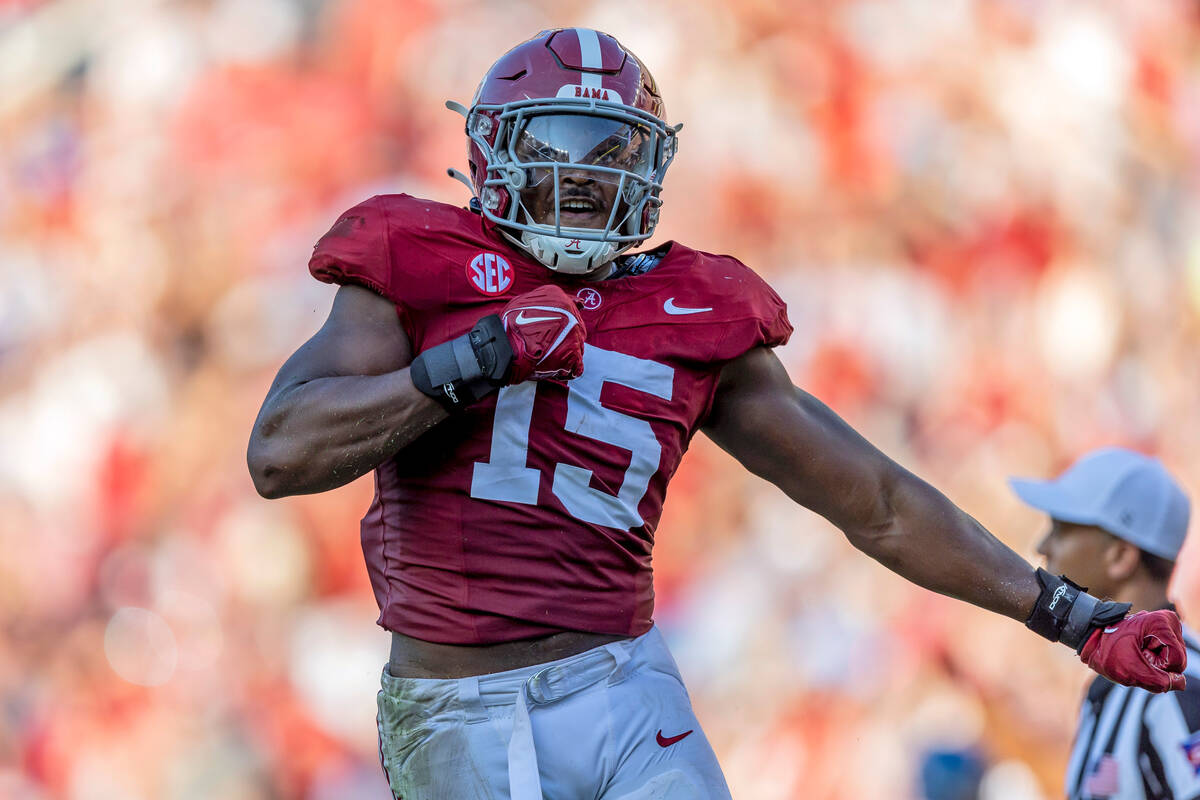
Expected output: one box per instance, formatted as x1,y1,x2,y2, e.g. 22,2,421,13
1062,592,1100,650
410,315,513,412
1071,598,1132,654
1025,568,1132,652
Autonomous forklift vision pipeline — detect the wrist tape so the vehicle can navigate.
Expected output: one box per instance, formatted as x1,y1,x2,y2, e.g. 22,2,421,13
409,315,513,411
1026,567,1131,652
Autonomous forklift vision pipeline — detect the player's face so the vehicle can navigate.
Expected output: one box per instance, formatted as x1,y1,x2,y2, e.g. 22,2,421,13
518,166,620,230
1036,520,1120,598
512,114,652,231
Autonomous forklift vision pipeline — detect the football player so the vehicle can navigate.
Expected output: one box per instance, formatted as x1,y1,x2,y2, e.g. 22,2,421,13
247,28,1187,800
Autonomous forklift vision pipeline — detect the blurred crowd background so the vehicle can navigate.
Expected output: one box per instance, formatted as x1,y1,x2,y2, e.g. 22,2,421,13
3,0,1200,797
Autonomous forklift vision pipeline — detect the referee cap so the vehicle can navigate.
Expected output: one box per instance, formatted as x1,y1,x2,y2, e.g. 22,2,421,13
1010,447,1191,561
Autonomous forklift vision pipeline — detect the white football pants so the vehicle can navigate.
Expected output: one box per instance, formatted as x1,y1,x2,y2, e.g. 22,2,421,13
376,626,732,799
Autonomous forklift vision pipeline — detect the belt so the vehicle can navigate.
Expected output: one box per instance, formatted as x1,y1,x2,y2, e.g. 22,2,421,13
455,639,634,800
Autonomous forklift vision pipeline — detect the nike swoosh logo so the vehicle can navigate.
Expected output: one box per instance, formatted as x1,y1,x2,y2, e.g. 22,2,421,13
655,729,694,747
514,311,557,324
1104,627,1121,634
663,298,712,315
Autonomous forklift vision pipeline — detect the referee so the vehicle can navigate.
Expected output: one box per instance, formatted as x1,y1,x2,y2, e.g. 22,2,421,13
1012,447,1199,800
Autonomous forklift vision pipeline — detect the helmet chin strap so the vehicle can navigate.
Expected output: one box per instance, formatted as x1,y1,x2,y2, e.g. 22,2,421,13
517,229,617,275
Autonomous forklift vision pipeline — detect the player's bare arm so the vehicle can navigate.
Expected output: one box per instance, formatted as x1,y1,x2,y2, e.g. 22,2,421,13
248,283,443,498
249,280,587,499
703,345,1040,620
704,346,1186,692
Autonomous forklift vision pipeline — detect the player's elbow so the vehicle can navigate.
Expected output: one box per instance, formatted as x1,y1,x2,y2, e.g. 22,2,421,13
844,518,905,563
250,469,289,499
248,455,286,499
838,467,905,557
247,436,298,499
842,468,938,569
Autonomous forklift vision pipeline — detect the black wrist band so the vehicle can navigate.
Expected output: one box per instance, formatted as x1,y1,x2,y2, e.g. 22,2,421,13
1026,568,1084,642
410,315,513,411
1025,567,1132,652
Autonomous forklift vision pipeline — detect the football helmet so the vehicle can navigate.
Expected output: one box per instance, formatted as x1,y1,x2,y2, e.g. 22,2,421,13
450,29,679,274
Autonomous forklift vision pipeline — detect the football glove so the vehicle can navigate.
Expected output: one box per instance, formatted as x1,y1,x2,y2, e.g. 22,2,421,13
1026,568,1187,692
1080,610,1187,693
410,284,586,411
499,284,586,384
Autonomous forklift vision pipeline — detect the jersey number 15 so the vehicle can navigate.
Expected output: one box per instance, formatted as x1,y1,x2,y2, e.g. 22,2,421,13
470,344,674,530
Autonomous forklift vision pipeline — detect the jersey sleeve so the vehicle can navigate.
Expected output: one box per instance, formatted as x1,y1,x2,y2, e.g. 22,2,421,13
707,256,793,362
308,195,393,296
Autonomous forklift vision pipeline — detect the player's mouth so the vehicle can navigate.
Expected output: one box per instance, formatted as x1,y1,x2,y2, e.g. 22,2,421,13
557,195,607,227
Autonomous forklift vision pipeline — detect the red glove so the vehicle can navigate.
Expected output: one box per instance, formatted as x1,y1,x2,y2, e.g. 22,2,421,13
500,285,586,383
1079,609,1187,692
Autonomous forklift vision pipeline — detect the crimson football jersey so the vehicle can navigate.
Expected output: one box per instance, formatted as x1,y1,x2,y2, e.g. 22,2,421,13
309,194,791,643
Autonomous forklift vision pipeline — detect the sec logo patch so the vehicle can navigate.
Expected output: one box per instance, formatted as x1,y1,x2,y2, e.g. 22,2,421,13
467,252,514,296
576,287,602,310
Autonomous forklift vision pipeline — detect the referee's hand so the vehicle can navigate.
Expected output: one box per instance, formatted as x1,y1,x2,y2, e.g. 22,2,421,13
1079,609,1187,693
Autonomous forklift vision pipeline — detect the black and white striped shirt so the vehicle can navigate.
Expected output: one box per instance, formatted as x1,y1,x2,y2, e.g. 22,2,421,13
1065,627,1200,800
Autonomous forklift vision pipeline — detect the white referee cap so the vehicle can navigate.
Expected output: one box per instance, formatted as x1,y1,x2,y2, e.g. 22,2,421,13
1010,447,1191,561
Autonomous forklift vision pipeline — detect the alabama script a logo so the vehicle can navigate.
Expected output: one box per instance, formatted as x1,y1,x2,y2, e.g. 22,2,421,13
576,287,602,310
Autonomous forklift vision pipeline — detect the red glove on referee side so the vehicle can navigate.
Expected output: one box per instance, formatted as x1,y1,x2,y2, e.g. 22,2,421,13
500,285,586,383
1080,609,1187,693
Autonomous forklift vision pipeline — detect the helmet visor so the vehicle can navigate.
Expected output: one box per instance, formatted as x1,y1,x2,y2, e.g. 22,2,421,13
512,114,654,182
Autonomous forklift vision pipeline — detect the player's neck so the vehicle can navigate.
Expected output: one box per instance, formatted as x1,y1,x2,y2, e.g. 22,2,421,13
579,262,616,281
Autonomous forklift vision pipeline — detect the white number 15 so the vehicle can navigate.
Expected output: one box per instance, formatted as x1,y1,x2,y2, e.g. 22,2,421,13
470,344,674,530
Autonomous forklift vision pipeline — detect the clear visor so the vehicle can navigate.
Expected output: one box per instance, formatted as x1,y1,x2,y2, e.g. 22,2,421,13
512,114,653,183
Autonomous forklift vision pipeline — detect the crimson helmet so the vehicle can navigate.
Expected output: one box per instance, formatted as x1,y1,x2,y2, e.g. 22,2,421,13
452,29,679,274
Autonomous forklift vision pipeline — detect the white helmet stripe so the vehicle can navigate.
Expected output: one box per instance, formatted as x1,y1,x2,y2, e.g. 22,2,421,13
575,28,603,92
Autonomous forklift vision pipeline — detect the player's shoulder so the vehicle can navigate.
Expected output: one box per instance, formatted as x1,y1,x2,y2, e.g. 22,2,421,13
605,240,793,358
662,241,788,317
371,192,480,232
333,192,481,245
309,193,484,295
668,241,765,279
655,242,780,307
319,189,482,242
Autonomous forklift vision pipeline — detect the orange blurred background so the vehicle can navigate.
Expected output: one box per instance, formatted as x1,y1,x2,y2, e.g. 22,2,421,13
3,1,1200,798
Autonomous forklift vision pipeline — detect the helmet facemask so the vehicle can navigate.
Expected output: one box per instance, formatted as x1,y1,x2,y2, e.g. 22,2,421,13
468,97,678,274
